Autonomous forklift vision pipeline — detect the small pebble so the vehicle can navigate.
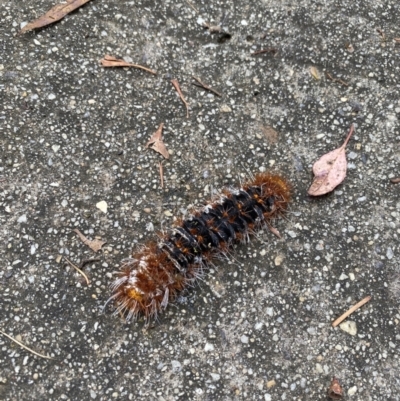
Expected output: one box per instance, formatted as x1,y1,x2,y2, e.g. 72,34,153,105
241,335,249,344
96,201,108,214
339,321,357,336
347,386,357,395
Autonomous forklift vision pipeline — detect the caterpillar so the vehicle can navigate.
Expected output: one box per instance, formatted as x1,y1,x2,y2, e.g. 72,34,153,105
108,172,291,321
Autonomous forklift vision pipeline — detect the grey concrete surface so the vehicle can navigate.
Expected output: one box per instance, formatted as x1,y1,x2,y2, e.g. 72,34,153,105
1,0,400,400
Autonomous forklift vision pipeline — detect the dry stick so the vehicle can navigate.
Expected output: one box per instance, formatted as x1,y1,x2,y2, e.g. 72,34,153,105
192,76,222,97
64,256,90,285
185,0,199,13
100,56,157,75
171,79,190,118
0,330,53,360
251,48,278,56
332,295,372,327
159,161,164,188
325,72,349,87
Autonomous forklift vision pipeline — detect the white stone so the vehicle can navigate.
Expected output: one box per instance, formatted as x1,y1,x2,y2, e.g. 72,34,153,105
96,201,108,214
339,320,357,336
171,360,182,373
17,215,27,223
204,343,214,352
241,335,249,344
347,386,357,395
210,373,220,381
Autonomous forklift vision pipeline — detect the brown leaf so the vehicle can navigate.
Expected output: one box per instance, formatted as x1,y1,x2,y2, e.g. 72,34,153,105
390,177,400,184
100,55,157,75
327,377,343,399
146,123,169,159
308,124,354,196
73,228,106,252
19,0,93,34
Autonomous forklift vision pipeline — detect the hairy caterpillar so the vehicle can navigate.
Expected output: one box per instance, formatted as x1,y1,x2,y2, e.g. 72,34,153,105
108,173,291,321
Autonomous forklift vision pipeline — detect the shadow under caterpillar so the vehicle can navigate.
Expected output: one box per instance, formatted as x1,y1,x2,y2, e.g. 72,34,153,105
107,172,291,321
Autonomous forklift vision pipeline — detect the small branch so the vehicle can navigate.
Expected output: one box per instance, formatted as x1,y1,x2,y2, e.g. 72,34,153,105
325,72,349,87
100,55,157,75
171,79,190,118
159,161,164,188
0,330,53,360
342,124,355,148
192,76,222,97
64,256,90,285
332,295,371,327
251,48,278,56
185,0,199,13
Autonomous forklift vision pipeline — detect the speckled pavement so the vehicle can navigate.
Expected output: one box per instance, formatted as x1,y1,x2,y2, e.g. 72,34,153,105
1,1,400,400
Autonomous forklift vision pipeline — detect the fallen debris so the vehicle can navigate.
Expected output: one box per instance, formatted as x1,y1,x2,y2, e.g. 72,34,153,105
325,72,349,87
332,295,371,327
64,256,90,285
327,377,343,399
146,123,170,159
100,55,157,75
171,79,190,118
19,0,93,34
309,66,321,80
73,228,106,252
192,76,222,97
251,47,278,56
308,124,354,196
390,177,400,184
0,330,53,359
159,161,164,188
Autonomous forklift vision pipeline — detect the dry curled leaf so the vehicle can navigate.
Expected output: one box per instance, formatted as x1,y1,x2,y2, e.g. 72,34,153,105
146,123,169,159
309,66,321,80
308,124,354,196
100,55,157,75
19,0,92,34
73,228,106,252
328,377,343,399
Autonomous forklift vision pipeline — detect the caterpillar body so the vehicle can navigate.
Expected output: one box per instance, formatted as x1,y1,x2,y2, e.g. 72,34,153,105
109,173,291,321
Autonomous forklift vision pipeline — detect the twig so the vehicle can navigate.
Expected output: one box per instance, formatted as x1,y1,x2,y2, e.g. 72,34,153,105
192,76,222,97
376,28,385,40
251,48,278,56
185,0,199,13
64,256,90,285
332,295,371,327
0,330,53,360
159,161,164,188
171,79,190,118
100,55,157,75
325,72,349,87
